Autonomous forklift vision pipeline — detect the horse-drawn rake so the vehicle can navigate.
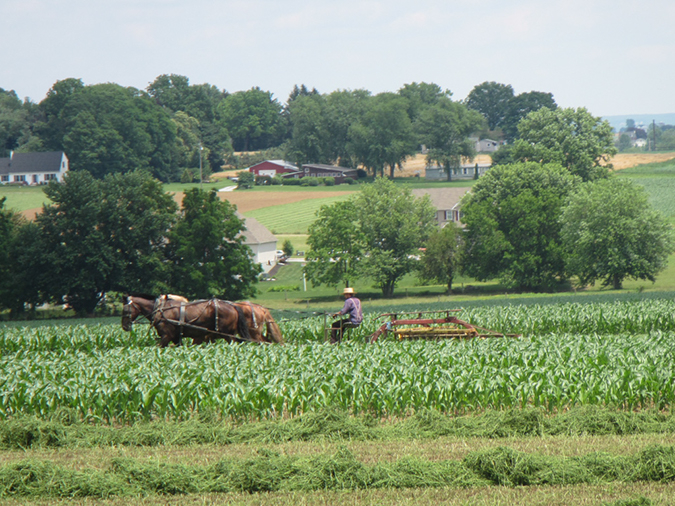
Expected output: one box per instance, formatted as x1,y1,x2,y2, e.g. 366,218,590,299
369,309,520,343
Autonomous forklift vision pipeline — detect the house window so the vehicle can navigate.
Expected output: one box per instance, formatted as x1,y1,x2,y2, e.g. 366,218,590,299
14,175,25,182
45,174,57,181
1,175,8,182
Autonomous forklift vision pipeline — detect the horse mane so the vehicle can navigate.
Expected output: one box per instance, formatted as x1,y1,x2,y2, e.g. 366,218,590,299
127,292,158,301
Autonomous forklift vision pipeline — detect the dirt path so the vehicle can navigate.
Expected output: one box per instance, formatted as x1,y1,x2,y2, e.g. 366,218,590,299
171,190,355,213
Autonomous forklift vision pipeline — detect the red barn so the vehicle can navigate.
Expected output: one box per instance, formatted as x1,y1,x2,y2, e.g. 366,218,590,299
248,160,299,177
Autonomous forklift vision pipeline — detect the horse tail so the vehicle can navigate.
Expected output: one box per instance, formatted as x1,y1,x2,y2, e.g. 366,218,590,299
234,304,251,342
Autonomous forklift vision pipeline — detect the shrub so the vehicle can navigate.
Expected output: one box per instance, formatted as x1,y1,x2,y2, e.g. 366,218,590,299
324,177,335,186
344,177,355,185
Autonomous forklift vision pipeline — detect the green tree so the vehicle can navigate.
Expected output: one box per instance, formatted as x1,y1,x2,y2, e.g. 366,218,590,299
617,133,632,152
237,171,254,189
37,170,177,314
512,107,617,181
0,89,34,157
147,74,230,171
281,239,294,257
416,97,483,181
305,200,364,288
0,198,20,311
502,91,557,143
461,162,578,290
465,81,514,130
285,93,330,165
348,93,417,178
356,178,436,296
418,222,463,293
324,89,371,168
397,82,449,123
218,87,284,152
167,189,260,299
560,177,674,290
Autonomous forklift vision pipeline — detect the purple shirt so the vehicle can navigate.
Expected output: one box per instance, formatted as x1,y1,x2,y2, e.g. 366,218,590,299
339,297,363,325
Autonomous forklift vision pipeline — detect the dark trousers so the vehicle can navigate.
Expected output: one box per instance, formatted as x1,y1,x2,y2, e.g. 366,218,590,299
331,319,358,344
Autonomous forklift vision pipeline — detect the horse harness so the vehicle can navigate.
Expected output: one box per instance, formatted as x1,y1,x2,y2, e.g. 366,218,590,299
154,297,259,343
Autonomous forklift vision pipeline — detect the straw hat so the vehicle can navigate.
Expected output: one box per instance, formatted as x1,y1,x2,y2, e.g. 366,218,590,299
343,287,355,295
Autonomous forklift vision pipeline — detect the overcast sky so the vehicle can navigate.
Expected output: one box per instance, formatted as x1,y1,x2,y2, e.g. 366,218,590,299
2,0,673,117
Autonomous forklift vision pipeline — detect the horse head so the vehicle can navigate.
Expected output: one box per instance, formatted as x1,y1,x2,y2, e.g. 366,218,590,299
121,295,142,331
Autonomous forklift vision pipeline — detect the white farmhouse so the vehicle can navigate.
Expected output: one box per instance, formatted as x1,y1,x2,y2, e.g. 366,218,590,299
239,215,278,273
0,151,69,185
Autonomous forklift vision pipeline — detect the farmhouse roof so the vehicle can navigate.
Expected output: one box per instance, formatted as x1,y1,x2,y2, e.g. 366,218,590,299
0,151,66,175
411,187,471,211
302,163,356,173
238,214,276,245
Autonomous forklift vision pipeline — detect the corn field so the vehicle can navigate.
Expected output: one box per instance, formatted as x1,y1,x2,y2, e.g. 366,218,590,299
1,298,675,422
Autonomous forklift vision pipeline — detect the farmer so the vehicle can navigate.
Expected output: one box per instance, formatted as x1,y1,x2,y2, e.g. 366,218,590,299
330,287,363,344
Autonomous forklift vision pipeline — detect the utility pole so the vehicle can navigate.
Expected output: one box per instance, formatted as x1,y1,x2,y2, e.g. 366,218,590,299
199,144,203,189
653,120,657,152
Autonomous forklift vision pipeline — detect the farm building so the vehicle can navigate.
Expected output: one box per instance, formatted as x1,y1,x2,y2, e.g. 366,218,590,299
412,187,470,227
239,214,278,273
301,164,358,183
425,162,491,180
248,160,299,177
475,138,501,152
0,151,69,185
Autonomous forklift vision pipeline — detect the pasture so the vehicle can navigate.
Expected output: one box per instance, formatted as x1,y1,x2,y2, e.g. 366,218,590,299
1,295,675,503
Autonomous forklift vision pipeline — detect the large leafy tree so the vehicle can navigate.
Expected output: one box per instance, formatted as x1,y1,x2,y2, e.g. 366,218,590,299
304,200,364,288
218,87,284,152
147,74,230,171
465,81,514,130
305,178,435,297
418,222,463,293
560,177,674,290
285,93,331,165
357,178,436,297
37,170,177,314
167,189,260,300
502,91,557,143
416,97,483,181
461,162,578,290
348,93,417,178
512,107,617,181
0,89,35,157
397,82,449,123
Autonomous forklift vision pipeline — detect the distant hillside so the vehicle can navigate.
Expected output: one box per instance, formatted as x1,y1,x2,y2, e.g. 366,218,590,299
603,113,675,131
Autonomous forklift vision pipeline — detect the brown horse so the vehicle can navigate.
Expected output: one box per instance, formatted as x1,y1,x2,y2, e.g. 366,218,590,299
232,301,284,344
122,294,252,347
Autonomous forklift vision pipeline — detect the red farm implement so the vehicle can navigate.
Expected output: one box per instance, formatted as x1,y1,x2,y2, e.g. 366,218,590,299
369,309,520,343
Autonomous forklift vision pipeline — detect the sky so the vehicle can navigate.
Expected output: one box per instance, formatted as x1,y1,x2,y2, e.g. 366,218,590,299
2,0,674,117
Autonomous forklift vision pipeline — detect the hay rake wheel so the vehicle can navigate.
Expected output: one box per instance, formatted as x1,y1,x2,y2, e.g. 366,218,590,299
369,309,520,343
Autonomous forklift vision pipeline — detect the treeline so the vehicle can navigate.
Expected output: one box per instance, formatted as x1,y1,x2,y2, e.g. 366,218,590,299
0,172,260,316
0,78,557,181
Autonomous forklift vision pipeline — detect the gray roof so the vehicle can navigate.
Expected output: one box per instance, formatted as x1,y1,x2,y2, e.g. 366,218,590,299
302,164,357,173
411,187,471,211
0,151,66,176
237,214,276,245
